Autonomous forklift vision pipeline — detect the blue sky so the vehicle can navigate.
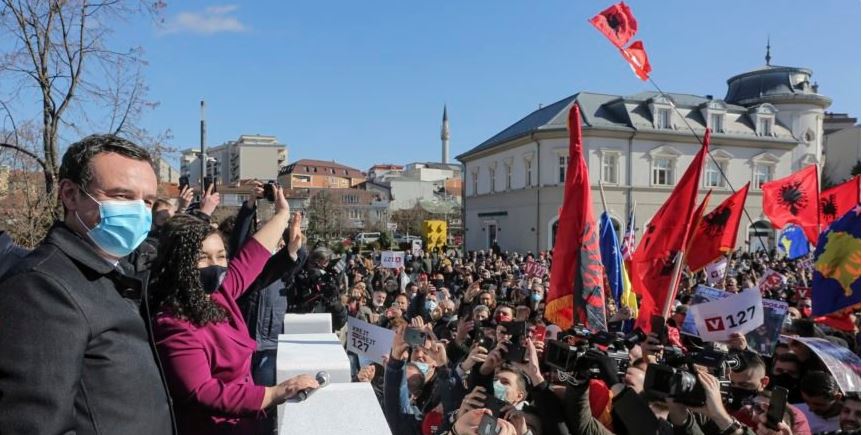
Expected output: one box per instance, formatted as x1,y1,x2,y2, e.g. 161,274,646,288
23,1,863,170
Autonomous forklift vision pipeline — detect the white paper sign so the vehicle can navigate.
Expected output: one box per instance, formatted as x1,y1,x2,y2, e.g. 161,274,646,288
346,317,394,364
688,288,764,342
704,258,727,286
757,268,786,294
380,251,405,269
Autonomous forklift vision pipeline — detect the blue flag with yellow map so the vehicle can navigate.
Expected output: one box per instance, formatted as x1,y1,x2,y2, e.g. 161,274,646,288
778,225,809,260
812,206,861,317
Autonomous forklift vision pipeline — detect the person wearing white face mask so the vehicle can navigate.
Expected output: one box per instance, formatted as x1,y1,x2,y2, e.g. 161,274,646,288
0,135,175,434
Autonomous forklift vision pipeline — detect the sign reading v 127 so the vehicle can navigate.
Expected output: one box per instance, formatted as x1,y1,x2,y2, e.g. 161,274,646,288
689,288,764,342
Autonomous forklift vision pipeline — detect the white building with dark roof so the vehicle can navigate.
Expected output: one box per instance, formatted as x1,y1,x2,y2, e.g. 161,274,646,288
457,61,831,254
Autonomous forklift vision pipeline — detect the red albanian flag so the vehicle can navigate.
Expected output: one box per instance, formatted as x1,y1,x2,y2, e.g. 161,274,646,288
619,40,652,81
589,2,638,48
687,182,750,272
761,165,820,244
631,130,710,332
545,104,607,332
821,175,860,227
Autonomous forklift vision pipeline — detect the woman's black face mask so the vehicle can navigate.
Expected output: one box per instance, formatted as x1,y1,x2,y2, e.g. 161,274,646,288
199,265,228,294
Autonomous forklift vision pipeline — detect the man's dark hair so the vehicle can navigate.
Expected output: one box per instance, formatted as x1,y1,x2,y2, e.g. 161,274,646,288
774,352,802,368
59,134,153,188
845,392,860,403
800,371,841,399
734,350,766,374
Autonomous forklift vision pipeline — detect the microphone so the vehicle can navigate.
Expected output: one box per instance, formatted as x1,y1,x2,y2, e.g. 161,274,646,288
295,371,329,402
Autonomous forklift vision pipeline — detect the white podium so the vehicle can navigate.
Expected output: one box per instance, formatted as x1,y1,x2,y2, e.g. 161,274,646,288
276,318,390,434
278,383,391,435
276,333,351,384
283,313,332,334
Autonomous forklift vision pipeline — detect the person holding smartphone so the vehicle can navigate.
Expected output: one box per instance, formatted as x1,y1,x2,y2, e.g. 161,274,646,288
151,185,319,434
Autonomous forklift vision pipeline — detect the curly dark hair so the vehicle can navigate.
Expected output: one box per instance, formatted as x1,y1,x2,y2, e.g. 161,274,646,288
151,214,229,326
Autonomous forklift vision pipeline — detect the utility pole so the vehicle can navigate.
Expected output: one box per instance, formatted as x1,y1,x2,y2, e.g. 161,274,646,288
200,100,207,188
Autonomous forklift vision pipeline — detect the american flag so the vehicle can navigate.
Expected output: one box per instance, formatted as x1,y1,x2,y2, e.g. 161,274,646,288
620,209,636,260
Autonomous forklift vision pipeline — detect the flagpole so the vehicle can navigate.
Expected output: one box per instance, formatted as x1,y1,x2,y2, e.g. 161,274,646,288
662,251,685,318
599,181,609,214
721,251,732,283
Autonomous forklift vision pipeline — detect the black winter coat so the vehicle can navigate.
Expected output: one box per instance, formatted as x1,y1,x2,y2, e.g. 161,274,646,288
0,223,175,434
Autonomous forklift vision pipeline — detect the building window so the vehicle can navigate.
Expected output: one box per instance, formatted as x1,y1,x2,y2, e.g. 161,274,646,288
558,156,570,184
601,154,619,184
759,118,772,136
472,172,478,196
505,164,512,190
658,109,672,129
525,160,532,187
754,164,773,189
348,209,362,219
652,158,673,186
704,159,724,188
710,113,723,133
489,167,496,192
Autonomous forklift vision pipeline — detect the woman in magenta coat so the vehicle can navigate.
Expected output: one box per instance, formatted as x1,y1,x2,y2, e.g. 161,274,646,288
151,186,318,434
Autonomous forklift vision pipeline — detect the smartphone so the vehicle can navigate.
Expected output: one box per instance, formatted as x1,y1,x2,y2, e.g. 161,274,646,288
477,413,500,435
178,175,189,191
503,321,527,362
404,327,427,348
203,176,217,193
766,387,788,430
484,395,507,417
263,181,276,202
651,315,668,346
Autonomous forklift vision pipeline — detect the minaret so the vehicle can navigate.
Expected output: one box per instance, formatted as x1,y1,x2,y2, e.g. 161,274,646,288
441,105,450,164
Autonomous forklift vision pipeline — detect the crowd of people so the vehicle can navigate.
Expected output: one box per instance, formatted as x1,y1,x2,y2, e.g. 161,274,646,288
0,134,858,435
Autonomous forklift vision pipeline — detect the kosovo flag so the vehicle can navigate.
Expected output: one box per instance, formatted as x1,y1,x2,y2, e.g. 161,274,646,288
812,207,861,317
599,212,623,307
778,225,810,260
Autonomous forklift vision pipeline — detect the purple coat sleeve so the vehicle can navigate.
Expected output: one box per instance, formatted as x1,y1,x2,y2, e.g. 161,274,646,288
156,325,265,416
219,238,271,301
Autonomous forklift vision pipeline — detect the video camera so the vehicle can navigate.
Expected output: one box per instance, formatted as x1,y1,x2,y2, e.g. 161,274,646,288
643,343,740,407
290,253,347,311
544,327,645,382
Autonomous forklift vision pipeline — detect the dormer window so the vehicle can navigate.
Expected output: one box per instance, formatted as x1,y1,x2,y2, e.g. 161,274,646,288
710,114,723,133
749,103,777,137
649,95,675,130
759,118,772,136
701,99,727,134
658,108,672,129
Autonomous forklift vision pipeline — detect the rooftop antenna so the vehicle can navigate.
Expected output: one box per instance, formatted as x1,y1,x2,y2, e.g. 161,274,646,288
765,35,772,66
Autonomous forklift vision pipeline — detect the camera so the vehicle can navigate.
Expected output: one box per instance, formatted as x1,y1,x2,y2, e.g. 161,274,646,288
643,345,738,406
289,252,347,313
544,335,631,383
643,363,731,407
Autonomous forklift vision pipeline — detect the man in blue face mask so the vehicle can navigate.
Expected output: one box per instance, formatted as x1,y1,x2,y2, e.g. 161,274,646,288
0,135,175,435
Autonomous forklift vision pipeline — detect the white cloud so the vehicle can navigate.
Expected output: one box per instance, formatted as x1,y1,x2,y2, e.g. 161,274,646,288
205,5,238,15
160,4,247,35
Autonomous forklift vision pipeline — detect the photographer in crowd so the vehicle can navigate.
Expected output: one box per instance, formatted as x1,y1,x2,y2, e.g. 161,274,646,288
335,244,860,435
